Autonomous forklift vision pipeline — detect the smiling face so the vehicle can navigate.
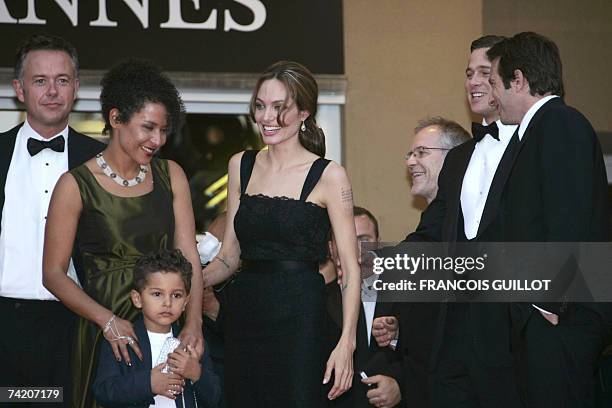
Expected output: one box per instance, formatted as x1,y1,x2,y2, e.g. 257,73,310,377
253,78,308,146
111,102,168,165
405,125,447,203
489,58,524,125
13,50,78,138
465,47,498,123
131,271,189,333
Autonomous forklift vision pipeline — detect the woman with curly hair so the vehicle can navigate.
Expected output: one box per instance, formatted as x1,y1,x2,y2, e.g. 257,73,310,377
43,60,203,408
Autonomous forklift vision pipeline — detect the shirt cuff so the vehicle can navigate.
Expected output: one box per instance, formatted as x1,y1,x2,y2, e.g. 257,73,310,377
197,232,222,264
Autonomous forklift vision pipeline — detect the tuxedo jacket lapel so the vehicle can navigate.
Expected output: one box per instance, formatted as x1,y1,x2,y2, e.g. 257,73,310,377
443,140,476,242
0,125,22,236
476,98,563,237
67,127,105,169
355,306,370,366
477,127,520,236
134,318,153,368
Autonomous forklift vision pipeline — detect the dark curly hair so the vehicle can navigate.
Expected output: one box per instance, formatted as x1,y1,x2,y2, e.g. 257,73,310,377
100,59,185,136
133,249,192,293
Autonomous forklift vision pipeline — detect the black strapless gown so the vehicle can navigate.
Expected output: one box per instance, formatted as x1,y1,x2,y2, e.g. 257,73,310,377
225,150,332,407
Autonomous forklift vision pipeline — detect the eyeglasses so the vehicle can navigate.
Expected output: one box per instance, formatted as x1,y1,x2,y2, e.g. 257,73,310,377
404,146,450,160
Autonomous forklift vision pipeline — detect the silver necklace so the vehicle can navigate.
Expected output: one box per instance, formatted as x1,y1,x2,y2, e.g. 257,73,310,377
95,153,148,187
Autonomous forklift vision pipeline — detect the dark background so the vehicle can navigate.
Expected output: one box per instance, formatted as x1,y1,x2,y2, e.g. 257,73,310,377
0,0,344,74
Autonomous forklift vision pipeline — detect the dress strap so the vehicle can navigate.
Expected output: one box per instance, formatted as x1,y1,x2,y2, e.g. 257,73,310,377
240,150,258,194
299,158,331,201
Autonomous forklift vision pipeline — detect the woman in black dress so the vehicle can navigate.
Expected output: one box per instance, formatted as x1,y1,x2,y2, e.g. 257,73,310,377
203,61,361,407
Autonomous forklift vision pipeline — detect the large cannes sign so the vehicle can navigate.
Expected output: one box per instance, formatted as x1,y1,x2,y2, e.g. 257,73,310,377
1,0,267,32
0,0,344,74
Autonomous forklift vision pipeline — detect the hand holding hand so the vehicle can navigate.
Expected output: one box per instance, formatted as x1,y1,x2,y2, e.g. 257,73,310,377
167,345,202,382
178,324,203,353
151,362,184,399
372,316,398,347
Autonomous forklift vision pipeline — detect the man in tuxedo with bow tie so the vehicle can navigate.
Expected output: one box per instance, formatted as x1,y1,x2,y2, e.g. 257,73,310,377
0,34,104,403
372,35,524,407
487,32,610,408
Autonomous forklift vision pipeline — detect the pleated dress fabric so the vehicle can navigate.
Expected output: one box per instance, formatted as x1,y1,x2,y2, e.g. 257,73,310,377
68,158,174,408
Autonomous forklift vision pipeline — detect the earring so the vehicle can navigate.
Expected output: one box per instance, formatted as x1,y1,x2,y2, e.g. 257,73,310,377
300,121,306,132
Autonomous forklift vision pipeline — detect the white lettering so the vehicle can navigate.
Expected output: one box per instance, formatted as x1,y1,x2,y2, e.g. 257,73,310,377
161,0,217,30
91,0,149,28
91,0,116,27
372,257,384,275
224,0,266,32
123,0,149,29
0,0,18,23
20,0,45,25
54,0,78,27
408,256,421,275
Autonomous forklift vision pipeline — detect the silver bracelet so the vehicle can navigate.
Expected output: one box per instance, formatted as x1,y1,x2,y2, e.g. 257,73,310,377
103,314,116,333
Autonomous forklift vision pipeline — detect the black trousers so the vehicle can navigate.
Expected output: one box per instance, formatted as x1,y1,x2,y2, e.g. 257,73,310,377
516,306,605,408
431,303,523,408
0,296,76,408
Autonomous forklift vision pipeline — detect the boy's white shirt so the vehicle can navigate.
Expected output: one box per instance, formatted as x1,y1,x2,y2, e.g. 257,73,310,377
148,330,175,408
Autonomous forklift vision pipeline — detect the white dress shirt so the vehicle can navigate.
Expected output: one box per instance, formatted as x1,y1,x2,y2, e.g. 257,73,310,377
518,95,559,141
362,273,378,346
148,330,176,408
461,120,518,239
0,119,79,300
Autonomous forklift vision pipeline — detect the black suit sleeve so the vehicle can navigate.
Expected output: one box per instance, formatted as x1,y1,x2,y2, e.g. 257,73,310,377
537,107,606,241
531,106,610,314
92,340,155,407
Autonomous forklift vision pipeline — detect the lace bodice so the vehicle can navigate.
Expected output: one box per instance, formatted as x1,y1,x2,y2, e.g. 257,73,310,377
233,150,331,261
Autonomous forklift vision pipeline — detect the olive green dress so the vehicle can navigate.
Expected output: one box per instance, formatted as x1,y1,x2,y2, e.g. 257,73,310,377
69,158,175,408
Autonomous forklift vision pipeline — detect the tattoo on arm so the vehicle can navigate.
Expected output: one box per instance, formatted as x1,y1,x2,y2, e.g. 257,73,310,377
341,187,353,214
341,274,348,292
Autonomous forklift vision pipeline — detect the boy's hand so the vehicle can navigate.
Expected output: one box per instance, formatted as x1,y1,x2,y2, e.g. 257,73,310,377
151,362,184,399
167,345,202,382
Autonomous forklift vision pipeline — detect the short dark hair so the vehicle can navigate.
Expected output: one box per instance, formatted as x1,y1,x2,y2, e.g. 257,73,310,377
487,32,564,97
470,35,506,52
353,206,379,239
100,59,185,136
414,117,471,149
133,249,192,292
15,34,79,81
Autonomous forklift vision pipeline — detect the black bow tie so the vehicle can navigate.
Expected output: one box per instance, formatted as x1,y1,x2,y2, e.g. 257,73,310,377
471,122,499,142
27,136,65,156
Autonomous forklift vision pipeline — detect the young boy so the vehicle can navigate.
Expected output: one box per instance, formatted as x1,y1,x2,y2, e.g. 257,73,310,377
93,249,220,408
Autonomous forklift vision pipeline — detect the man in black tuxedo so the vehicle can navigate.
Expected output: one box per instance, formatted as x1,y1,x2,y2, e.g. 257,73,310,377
326,206,404,408
373,36,524,408
0,34,104,405
486,32,610,408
